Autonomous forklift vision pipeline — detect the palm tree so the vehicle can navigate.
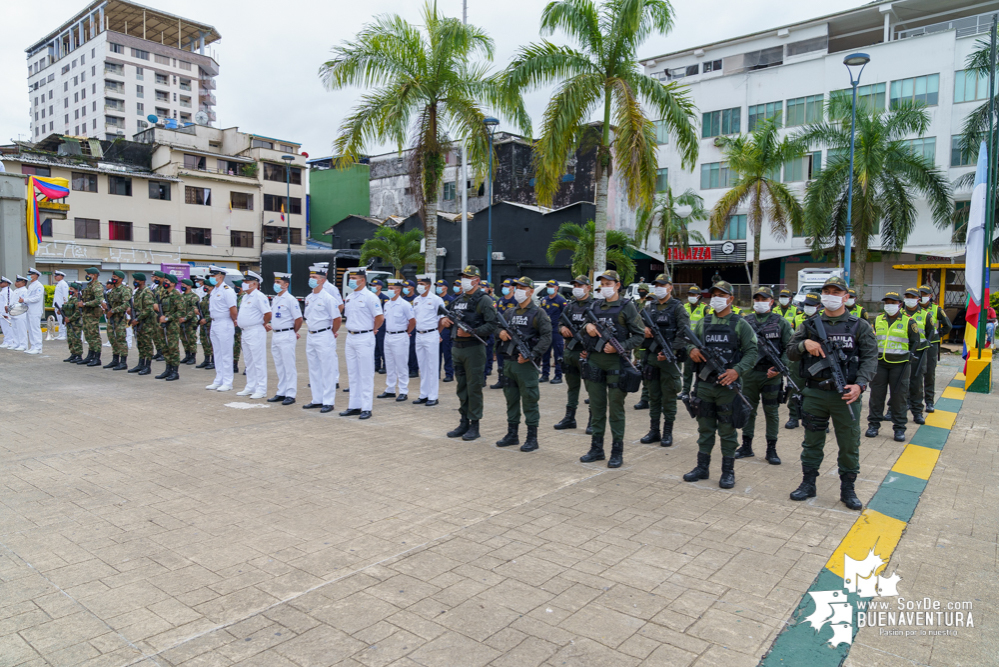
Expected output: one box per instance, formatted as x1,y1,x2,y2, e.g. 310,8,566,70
546,220,637,285
709,115,806,287
360,227,425,278
320,2,529,273
957,39,997,164
502,0,698,276
798,99,952,299
635,185,707,277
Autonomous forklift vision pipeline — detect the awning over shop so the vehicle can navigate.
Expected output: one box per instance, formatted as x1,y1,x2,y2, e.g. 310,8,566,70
897,244,966,258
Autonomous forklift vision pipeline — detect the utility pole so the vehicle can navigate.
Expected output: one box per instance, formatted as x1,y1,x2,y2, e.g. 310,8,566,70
460,0,468,270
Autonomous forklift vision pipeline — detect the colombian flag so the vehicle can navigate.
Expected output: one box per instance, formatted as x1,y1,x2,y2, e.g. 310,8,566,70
962,141,992,389
280,202,285,222
26,176,70,255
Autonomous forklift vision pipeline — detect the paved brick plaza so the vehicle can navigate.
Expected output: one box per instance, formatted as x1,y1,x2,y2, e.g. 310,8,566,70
0,337,995,666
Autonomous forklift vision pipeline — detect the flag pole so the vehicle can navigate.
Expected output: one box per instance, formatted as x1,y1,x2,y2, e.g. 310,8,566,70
982,15,997,357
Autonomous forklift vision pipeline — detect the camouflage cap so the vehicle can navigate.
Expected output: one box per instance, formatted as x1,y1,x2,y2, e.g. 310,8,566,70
514,276,534,289
803,293,821,306
904,287,920,297
687,285,702,295
112,270,125,279
638,283,650,292
919,284,933,294
85,267,100,275
882,291,902,302
753,286,774,298
710,280,734,295
822,276,849,291
652,273,672,285
132,272,146,281
779,288,792,297
572,275,591,286
460,265,481,278
596,269,620,282
848,288,858,296
181,279,194,287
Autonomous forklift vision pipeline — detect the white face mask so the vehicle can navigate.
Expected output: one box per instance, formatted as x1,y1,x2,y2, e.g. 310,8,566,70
416,284,428,295
688,296,699,304
709,296,729,312
883,303,900,316
778,297,790,306
600,286,616,299
920,296,931,305
903,298,918,309
514,288,529,303
804,305,817,316
753,301,771,314
846,298,856,307
460,278,473,292
653,286,669,300
821,294,843,311
572,287,586,299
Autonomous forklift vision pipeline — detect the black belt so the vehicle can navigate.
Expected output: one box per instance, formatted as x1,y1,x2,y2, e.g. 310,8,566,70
273,327,294,332
417,329,436,334
454,339,482,348
807,379,841,391
388,331,407,334
348,329,372,334
309,327,331,334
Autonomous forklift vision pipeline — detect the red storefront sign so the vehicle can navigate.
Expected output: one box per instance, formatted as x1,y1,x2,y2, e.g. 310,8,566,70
667,246,712,261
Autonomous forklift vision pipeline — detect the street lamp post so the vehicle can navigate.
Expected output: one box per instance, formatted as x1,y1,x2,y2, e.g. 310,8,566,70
484,117,499,284
281,155,295,275
842,53,870,287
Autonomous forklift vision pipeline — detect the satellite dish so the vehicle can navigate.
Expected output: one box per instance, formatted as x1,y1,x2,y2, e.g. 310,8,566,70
147,114,159,124
194,111,209,125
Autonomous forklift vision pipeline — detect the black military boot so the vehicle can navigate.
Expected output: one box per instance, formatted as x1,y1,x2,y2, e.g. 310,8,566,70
912,411,925,425
461,420,481,441
719,456,736,489
893,428,906,442
152,351,164,361
683,452,710,482
520,426,539,452
155,363,171,379
789,465,819,501
165,365,180,381
447,418,470,438
608,440,624,468
660,420,674,447
633,398,649,410
640,417,661,444
87,353,102,367
839,472,863,510
765,439,781,465
196,355,209,368
489,375,505,389
113,355,128,370
103,354,119,369
77,351,93,365
925,401,935,414
865,424,879,438
733,435,754,459
185,353,197,365
579,437,605,463
205,355,215,370
234,362,239,374
785,417,799,429
138,358,152,376
63,352,76,362
553,406,577,430
496,423,520,447
128,357,144,373
585,408,593,435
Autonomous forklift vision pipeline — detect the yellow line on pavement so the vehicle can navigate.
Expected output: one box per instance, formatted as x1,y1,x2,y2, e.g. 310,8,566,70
891,444,941,480
941,386,966,400
923,409,957,430
826,509,907,579
954,372,966,381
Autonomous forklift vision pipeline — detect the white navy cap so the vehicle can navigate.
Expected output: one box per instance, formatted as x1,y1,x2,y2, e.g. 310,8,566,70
387,278,402,285
15,275,28,282
28,268,41,276
416,274,433,282
308,264,327,274
0,276,10,284
274,272,291,280
244,270,262,282
208,265,226,274
54,270,66,277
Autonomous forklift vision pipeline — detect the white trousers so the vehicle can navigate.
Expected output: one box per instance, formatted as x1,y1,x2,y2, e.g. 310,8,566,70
242,324,267,394
416,331,440,400
384,331,410,394
307,329,337,406
125,323,133,349
211,319,235,387
26,309,42,351
271,329,297,398
346,331,375,410
0,315,12,345
55,306,67,339
11,316,27,349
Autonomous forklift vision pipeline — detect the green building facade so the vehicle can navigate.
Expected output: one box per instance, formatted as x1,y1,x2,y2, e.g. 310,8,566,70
308,163,370,241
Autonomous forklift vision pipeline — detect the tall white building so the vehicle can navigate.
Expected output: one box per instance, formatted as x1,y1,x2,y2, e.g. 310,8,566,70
25,0,220,142
644,0,999,302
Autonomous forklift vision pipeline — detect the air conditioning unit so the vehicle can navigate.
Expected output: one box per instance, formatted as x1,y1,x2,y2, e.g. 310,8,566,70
437,247,447,256
804,237,814,245
713,136,725,147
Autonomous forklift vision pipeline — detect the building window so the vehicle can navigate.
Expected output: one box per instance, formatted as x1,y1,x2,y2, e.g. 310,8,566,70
155,90,170,102
950,135,977,167
656,168,668,192
148,180,171,200
702,107,740,138
108,176,132,196
252,138,274,149
748,101,782,131
783,156,808,182
136,85,144,98
137,102,144,114
264,227,303,244
74,217,100,239
653,119,670,145
71,172,97,192
230,230,255,248
808,151,822,179
443,182,456,201
264,194,302,214
136,66,144,80
905,137,936,163
711,214,746,241
186,227,212,245
22,165,52,177
154,54,170,65
131,48,149,60
178,60,192,71
40,219,53,237
155,73,169,85
109,220,132,241
955,69,989,103
149,224,171,243
700,162,734,189
833,83,886,112
137,120,147,130
218,159,244,175
263,163,302,184
785,94,823,126
702,59,722,73
230,192,254,210
185,186,212,206
953,201,971,241
184,154,207,170
890,74,939,109
109,43,124,54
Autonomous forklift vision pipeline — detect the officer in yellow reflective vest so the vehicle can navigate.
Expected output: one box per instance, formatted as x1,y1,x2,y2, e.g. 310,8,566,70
681,285,711,398
918,284,952,413
774,288,799,324
846,288,870,322
903,287,934,425
785,293,821,428
865,292,921,442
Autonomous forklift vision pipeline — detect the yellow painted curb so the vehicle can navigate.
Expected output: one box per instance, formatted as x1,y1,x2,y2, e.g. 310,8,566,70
924,410,957,430
941,386,966,400
891,444,941,480
955,372,966,381
826,509,907,579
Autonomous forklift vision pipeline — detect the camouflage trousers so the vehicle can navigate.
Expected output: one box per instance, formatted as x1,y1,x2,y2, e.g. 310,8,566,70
200,321,213,357
108,316,128,357
162,321,181,366
83,314,102,352
233,327,242,363
67,323,83,356
180,322,197,357
136,320,155,360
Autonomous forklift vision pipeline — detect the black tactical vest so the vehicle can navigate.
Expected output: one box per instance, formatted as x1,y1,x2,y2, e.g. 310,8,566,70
800,315,862,383
702,314,743,370
594,298,632,342
507,305,541,352
564,297,591,351
452,290,488,329
646,299,682,352
750,312,782,371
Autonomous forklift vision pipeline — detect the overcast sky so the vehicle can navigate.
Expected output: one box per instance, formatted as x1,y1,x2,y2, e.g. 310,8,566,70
1,0,860,156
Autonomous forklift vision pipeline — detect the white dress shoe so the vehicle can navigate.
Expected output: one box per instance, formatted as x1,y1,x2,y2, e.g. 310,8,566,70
216,385,232,392
25,349,41,355
206,383,220,390
13,346,26,351
250,392,266,399
236,389,252,396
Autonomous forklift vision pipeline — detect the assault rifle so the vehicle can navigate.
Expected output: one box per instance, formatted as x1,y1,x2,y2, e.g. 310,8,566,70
805,315,859,420
745,316,801,407
639,307,682,375
495,308,541,372
583,304,640,372
439,303,488,345
682,324,752,411
559,308,588,350
153,287,169,341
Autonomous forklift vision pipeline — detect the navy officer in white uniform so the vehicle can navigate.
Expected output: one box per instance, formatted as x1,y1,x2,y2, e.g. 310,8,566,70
303,265,342,413
268,272,302,405
235,270,270,399
413,274,446,406
341,269,384,419
378,279,416,402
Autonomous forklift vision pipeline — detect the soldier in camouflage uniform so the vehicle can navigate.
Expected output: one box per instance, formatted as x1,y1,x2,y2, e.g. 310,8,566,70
61,283,84,362
197,280,215,369
232,279,243,374
149,271,168,360
153,273,183,381
102,270,130,370
177,279,194,363
128,273,156,375
79,267,105,366
179,279,202,365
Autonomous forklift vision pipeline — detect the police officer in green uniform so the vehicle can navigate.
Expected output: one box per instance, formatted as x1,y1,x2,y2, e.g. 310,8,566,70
554,276,594,433
682,281,758,488
865,291,921,442
681,285,711,399
638,273,688,448
774,288,798,324
788,276,878,510
578,270,645,468
846,288,870,322
902,287,934,425
785,293,821,429
489,279,517,389
442,266,498,441
633,283,653,410
495,277,552,452
918,284,951,413
735,286,792,464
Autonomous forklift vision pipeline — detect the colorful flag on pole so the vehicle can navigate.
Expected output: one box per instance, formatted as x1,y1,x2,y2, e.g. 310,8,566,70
25,176,70,255
280,202,285,222
963,141,991,371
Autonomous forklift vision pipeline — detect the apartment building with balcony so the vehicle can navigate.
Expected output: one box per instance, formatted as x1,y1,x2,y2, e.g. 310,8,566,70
643,0,999,302
25,0,220,142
